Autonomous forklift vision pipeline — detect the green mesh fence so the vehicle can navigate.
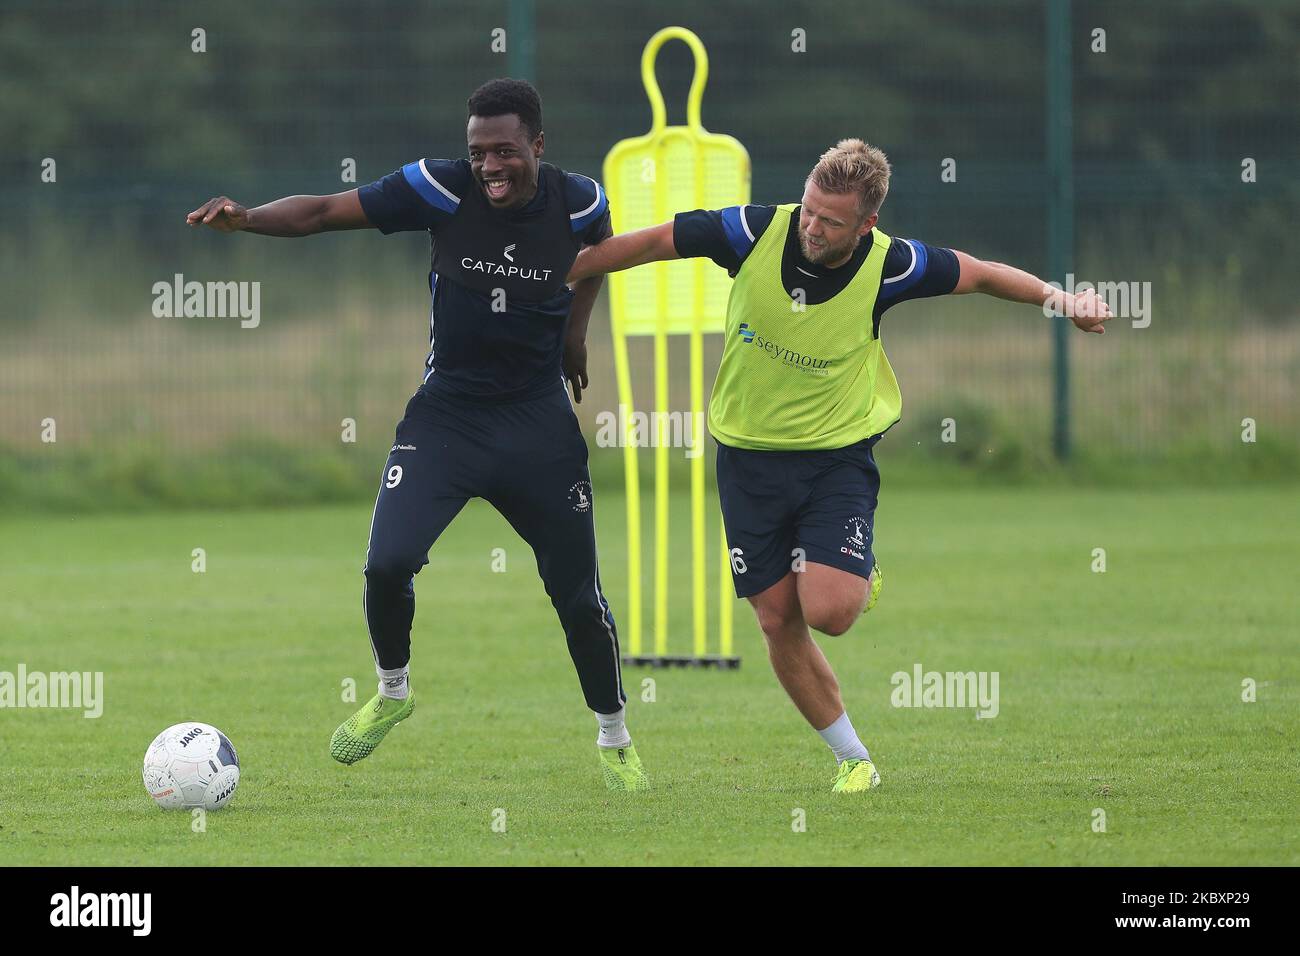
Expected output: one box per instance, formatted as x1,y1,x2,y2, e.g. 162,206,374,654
2,0,1296,509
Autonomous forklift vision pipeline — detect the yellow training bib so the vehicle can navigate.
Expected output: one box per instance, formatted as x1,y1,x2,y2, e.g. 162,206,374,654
707,205,902,449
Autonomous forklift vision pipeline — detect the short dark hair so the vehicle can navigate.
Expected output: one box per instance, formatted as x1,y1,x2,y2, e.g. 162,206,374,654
467,78,542,139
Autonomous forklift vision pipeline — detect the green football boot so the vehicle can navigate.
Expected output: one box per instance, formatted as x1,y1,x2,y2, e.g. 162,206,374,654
864,561,883,613
330,691,416,765
831,757,881,793
598,743,648,792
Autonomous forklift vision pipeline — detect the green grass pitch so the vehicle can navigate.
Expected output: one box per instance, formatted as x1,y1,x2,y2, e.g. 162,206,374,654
1,484,1296,865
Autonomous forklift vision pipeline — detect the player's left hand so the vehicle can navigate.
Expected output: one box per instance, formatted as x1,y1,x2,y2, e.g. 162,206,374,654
563,336,589,403
1065,289,1113,334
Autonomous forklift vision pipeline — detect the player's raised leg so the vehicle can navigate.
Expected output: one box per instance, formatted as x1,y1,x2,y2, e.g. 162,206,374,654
331,391,471,765
484,390,645,791
747,573,880,792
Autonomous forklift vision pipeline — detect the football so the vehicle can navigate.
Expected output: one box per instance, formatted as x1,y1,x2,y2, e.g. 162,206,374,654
142,722,240,811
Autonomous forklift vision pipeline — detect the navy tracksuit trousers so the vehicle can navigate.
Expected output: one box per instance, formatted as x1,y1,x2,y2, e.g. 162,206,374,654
362,381,626,714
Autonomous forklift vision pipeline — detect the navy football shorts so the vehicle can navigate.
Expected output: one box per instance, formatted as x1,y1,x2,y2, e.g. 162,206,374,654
715,435,883,599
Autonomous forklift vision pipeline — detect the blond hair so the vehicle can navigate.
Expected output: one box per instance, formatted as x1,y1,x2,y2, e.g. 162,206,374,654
808,138,891,220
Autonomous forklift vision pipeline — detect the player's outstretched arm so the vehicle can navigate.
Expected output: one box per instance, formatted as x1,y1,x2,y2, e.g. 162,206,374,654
566,222,678,283
951,250,1112,333
185,190,372,237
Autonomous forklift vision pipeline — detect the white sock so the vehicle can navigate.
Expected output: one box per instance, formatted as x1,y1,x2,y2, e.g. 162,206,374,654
817,711,870,763
595,707,631,748
377,664,409,700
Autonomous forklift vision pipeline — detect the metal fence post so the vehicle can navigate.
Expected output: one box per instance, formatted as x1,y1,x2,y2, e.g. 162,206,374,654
1047,0,1074,460
507,0,536,80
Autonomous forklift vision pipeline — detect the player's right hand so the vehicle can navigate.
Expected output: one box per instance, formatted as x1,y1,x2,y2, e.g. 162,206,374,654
563,335,589,404
1064,288,1113,334
186,197,249,232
